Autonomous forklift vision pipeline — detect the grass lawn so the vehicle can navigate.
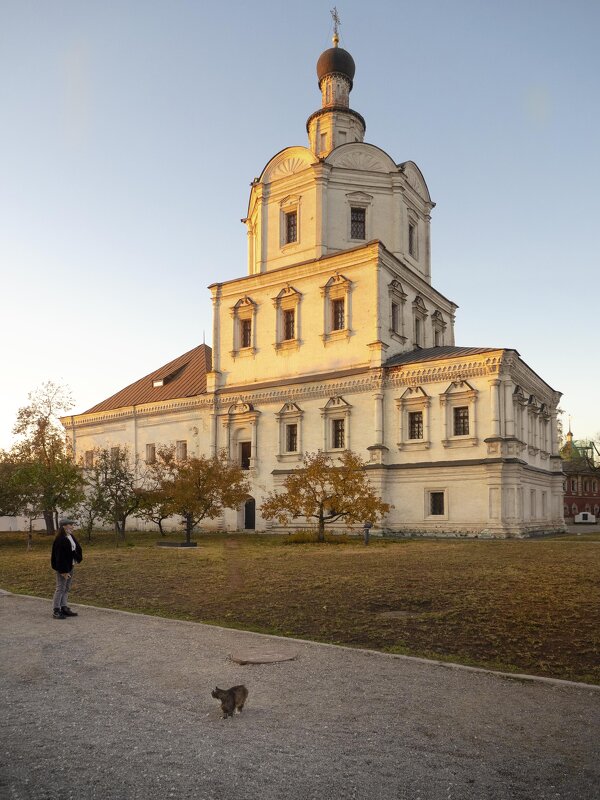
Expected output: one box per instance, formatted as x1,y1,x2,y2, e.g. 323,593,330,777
1,529,598,684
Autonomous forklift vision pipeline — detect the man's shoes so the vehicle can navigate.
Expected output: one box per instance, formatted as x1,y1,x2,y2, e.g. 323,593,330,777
61,607,78,617
53,608,66,619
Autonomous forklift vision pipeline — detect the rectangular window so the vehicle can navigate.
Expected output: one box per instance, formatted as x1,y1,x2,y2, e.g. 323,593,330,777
434,329,441,347
285,423,298,453
571,479,576,492
285,210,297,244
240,441,251,470
320,132,327,152
332,418,345,449
176,440,187,461
408,221,417,257
430,492,445,516
84,450,94,469
453,406,469,436
350,207,366,239
391,302,399,333
332,298,345,331
146,443,156,464
408,411,423,440
283,308,295,341
414,317,422,346
241,318,252,348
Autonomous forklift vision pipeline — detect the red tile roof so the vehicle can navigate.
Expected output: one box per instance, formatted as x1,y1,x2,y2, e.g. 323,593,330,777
84,344,211,414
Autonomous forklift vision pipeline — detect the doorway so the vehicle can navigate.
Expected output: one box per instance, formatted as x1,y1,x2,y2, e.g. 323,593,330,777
244,497,256,530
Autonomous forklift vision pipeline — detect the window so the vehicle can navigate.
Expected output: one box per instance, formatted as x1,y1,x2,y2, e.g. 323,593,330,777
594,481,598,493
241,318,252,349
414,317,422,347
571,503,578,515
321,396,352,451
453,407,469,436
230,296,257,357
571,479,577,493
283,309,295,341
332,298,345,331
276,402,303,461
350,207,366,239
391,302,399,334
332,418,345,449
440,380,478,448
146,443,156,464
584,480,590,493
84,450,94,469
408,411,423,440
321,273,352,343
320,132,327,152
396,387,431,450
408,221,417,257
430,492,445,516
176,440,187,461
285,211,297,244
285,423,298,453
240,441,251,470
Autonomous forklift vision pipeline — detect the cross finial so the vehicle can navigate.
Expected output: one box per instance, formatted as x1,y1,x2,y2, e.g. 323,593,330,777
331,6,340,46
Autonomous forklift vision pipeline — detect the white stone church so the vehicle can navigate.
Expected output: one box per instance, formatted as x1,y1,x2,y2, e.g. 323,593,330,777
61,36,565,538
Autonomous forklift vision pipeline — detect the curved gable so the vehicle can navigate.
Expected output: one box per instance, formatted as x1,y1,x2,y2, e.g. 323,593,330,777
398,160,432,203
259,146,318,185
326,142,397,173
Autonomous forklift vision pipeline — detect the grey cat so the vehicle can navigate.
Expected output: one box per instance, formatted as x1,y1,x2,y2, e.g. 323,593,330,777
211,685,248,718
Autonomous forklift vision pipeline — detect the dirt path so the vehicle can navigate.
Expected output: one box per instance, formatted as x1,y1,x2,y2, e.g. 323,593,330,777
1,592,598,800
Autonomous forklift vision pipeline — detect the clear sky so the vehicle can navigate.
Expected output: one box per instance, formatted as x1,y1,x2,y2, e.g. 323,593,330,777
1,0,598,449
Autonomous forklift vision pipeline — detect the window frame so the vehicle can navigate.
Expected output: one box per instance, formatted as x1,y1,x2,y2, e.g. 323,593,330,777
321,396,352,453
396,387,431,451
280,195,301,250
230,296,257,358
425,488,448,521
273,284,302,352
440,380,478,448
321,273,352,344
276,402,303,462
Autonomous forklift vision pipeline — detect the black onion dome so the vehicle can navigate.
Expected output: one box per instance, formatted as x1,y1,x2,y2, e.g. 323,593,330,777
316,47,355,87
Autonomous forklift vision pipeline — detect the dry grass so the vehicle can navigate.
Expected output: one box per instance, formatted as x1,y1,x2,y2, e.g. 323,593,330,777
1,529,598,684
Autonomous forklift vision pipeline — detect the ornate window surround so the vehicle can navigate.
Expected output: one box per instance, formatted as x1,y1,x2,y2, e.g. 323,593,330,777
230,296,257,358
388,279,407,343
321,396,352,452
222,401,260,471
412,296,428,348
272,284,302,353
345,191,373,243
275,402,303,463
321,273,352,344
407,211,419,261
395,386,431,450
280,194,301,252
431,310,447,347
440,380,478,448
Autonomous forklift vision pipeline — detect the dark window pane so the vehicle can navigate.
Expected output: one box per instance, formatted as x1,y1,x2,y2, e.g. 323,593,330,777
241,319,252,348
391,302,399,333
332,298,345,331
430,492,444,515
408,222,416,256
283,309,295,340
333,419,345,449
286,424,297,452
409,411,423,440
453,406,469,436
240,441,251,470
351,207,365,239
285,211,297,243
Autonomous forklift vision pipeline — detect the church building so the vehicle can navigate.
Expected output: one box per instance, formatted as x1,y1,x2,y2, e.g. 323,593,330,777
61,34,565,538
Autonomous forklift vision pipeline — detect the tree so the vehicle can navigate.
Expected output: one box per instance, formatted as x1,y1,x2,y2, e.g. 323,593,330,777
84,446,142,541
167,450,250,542
260,450,391,542
0,454,22,518
136,445,178,535
10,381,79,533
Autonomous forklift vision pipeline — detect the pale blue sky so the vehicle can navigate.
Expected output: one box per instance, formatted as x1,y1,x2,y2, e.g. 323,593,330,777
1,0,598,448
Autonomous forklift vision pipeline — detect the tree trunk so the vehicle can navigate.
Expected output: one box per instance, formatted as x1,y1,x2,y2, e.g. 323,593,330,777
158,519,164,536
317,513,325,543
43,510,55,535
27,518,33,551
185,514,192,543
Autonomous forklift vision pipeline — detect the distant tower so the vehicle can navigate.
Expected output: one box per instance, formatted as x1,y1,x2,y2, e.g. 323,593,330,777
306,10,365,156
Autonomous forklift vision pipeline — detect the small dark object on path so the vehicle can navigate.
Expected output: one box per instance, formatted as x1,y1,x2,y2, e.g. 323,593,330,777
211,684,248,718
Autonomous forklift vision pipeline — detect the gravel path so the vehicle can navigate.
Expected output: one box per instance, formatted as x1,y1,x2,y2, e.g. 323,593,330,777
1,592,598,800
